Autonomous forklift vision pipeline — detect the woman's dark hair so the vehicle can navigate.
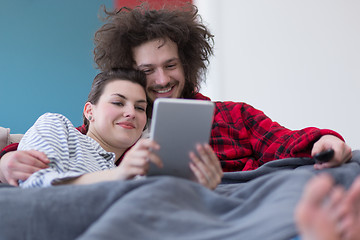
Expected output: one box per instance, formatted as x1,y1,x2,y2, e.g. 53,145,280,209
83,68,151,132
94,3,214,99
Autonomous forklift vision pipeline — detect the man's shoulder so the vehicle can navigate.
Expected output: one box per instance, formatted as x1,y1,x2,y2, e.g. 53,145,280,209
213,101,250,113
195,92,256,113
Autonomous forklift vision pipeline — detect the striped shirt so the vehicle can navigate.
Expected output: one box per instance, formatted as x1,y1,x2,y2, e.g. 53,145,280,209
18,113,116,188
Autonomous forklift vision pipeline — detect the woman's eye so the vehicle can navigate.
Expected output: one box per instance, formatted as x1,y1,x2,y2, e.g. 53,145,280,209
135,106,146,112
112,102,124,106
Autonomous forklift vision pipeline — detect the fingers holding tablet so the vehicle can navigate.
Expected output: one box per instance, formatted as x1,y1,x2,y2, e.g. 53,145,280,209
189,144,223,190
120,139,163,178
134,139,163,169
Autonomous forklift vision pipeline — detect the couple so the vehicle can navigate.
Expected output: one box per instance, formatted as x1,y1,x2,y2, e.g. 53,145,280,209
17,68,222,189
0,3,352,186
0,3,358,240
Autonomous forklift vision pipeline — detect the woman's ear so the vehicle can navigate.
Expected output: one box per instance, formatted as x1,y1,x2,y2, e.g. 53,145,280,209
84,102,94,121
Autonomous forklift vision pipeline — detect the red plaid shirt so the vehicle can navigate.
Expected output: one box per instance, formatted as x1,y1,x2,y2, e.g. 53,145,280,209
194,93,343,171
0,93,343,172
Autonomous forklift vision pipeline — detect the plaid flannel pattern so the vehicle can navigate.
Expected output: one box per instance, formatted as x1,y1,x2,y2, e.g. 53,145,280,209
194,93,343,172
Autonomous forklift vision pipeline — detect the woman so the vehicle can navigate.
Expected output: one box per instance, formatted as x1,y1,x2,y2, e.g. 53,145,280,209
19,69,222,189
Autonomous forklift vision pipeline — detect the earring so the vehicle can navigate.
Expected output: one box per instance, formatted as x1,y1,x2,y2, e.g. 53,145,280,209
88,116,92,121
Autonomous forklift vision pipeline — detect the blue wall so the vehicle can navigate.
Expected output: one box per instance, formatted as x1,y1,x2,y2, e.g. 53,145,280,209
0,1,113,133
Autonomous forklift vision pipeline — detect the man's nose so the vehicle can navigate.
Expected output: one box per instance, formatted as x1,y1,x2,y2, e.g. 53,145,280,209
154,69,170,85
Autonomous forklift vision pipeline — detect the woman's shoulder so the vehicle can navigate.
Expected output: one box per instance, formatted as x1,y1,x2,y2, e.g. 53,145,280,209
36,112,73,126
32,113,78,135
37,112,69,121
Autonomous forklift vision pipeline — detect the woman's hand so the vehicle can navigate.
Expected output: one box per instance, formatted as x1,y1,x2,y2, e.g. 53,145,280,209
189,143,223,190
114,139,163,180
60,140,161,185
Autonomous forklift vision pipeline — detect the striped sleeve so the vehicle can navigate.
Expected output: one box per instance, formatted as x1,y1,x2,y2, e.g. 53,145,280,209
18,113,90,188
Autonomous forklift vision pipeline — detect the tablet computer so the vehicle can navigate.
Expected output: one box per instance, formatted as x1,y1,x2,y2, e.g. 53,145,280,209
147,98,215,180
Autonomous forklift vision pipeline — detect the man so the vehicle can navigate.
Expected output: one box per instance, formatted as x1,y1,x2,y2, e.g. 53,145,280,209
0,3,352,185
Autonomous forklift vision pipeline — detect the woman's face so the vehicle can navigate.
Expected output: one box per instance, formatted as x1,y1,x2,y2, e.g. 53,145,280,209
87,79,147,152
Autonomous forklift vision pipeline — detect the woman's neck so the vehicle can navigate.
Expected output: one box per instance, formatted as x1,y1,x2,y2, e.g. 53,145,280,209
87,129,126,160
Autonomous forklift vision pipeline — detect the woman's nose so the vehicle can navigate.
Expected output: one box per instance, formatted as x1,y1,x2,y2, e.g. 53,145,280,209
123,106,135,118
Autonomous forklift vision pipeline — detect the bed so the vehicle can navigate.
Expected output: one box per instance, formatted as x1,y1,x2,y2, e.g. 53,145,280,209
0,149,359,240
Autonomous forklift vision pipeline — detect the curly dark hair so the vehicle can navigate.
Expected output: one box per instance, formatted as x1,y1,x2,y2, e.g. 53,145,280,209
94,3,214,99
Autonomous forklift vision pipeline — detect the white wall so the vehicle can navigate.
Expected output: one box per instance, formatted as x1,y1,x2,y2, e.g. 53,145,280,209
195,0,360,150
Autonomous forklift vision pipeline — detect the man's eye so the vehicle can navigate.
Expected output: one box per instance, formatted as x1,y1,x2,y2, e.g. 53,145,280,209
166,63,176,69
142,69,154,75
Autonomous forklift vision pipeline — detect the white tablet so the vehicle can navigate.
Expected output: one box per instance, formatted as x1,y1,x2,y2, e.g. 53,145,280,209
147,98,215,180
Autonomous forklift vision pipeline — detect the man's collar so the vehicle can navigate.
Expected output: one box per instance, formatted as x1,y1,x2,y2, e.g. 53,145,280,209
194,92,211,101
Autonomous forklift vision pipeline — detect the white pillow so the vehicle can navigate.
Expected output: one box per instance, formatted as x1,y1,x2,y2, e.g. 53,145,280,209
0,127,10,151
0,127,23,151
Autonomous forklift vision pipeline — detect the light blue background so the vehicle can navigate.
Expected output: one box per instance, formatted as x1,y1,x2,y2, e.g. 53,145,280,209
0,1,113,133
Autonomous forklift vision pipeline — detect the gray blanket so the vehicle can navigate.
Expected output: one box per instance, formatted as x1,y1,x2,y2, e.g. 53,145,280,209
0,151,359,240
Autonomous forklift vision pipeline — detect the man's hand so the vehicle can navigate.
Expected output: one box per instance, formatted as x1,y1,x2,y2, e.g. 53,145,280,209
0,150,50,186
311,135,352,170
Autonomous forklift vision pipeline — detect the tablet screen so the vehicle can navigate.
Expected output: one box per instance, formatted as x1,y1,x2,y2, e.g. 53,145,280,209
147,98,215,180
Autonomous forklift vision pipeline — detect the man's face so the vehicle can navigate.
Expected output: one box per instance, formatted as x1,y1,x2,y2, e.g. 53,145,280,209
133,38,186,102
